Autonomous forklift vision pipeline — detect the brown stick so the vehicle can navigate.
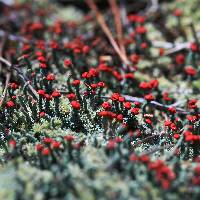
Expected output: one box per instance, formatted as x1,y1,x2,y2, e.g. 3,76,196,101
109,0,127,58
0,72,11,109
0,57,38,100
0,34,11,109
86,0,130,65
132,135,157,149
102,95,193,115
141,144,174,156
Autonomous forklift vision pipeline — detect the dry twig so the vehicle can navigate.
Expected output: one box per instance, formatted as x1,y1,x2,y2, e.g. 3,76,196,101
109,0,127,58
102,94,192,115
0,57,38,100
86,0,130,65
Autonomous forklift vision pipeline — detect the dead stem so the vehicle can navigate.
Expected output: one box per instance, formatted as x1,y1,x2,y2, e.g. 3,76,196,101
102,95,193,115
109,0,127,59
0,56,38,100
86,0,130,65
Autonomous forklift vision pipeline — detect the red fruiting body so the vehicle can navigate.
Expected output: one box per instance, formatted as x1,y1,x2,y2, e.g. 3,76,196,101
64,135,74,141
46,74,55,81
190,42,199,52
36,51,43,57
159,48,165,56
107,140,116,150
51,141,61,149
89,68,98,77
91,83,97,89
10,83,19,90
102,102,112,110
98,111,108,117
37,89,45,96
118,96,125,102
44,94,52,101
70,101,81,110
40,63,47,68
162,92,172,101
129,154,138,162
164,120,172,126
64,59,72,66
134,101,141,107
140,80,159,90
123,102,132,109
124,73,134,79
52,90,61,98
30,22,44,32
111,93,120,101
170,123,177,131
131,108,140,115
174,8,183,17
130,54,140,64
140,82,151,90
185,134,193,142
115,137,123,143
149,79,159,89
112,70,123,81
116,114,123,121
175,54,185,65
82,72,89,78
141,42,148,49
6,101,15,108
50,41,59,49
97,82,105,87
43,137,53,144
82,45,90,53
42,147,50,156
168,107,176,114
72,80,81,86
9,139,16,148
185,66,197,76
39,111,46,117
144,94,155,101
140,155,150,163
173,134,180,139
128,15,145,23
187,115,197,123
37,56,46,62
136,26,147,34
67,93,76,99
145,118,152,125
35,144,43,151
188,99,198,109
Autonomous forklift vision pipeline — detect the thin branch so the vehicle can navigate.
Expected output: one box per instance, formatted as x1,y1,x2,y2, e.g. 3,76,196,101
122,95,191,115
141,144,174,156
132,135,157,149
102,94,192,115
86,0,130,65
0,56,11,67
0,72,11,108
163,31,200,55
109,0,127,59
0,35,11,109
0,57,38,100
143,0,159,16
